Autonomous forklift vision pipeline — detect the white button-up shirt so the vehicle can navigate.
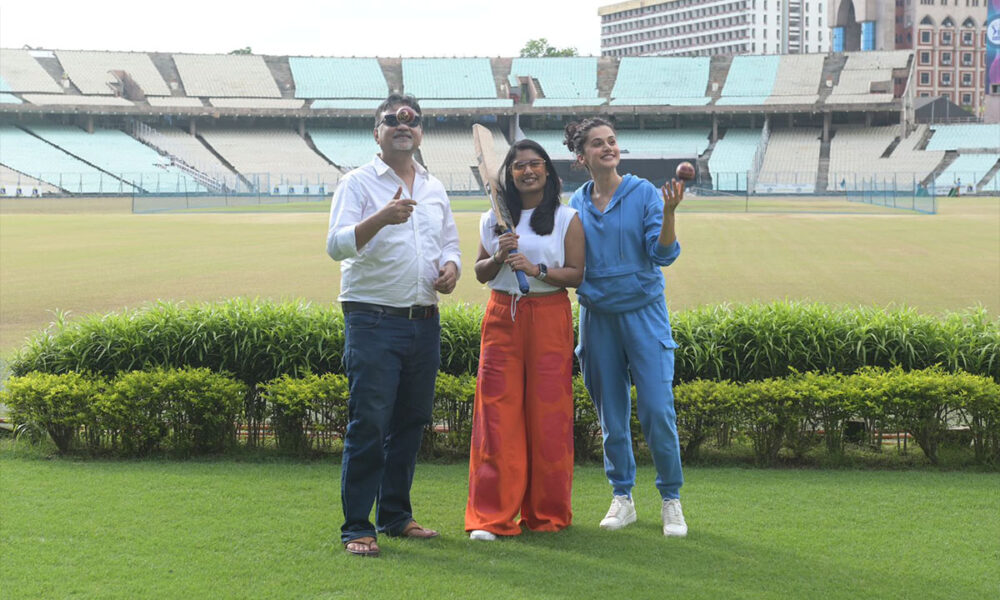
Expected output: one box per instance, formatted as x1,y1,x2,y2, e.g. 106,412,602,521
326,155,461,307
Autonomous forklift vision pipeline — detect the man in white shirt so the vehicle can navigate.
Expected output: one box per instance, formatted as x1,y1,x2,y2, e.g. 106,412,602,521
327,94,461,558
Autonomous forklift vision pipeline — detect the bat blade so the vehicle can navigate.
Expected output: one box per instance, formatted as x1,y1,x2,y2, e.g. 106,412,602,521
472,124,530,294
472,124,511,230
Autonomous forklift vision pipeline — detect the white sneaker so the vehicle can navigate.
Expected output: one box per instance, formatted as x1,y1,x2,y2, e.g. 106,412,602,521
661,499,688,537
469,529,497,541
599,495,637,530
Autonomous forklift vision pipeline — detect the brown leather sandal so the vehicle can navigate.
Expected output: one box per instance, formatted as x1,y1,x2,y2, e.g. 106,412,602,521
344,536,380,557
399,521,440,538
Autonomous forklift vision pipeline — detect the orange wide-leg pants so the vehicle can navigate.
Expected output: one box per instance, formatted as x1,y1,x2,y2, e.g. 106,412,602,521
465,290,575,536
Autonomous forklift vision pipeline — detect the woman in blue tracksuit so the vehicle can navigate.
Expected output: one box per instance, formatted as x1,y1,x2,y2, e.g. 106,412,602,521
564,117,688,538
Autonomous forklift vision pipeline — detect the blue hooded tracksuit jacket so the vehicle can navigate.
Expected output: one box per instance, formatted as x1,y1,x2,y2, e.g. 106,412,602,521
570,174,684,500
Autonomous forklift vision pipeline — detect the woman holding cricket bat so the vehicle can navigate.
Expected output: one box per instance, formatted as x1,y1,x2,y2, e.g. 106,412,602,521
465,139,585,541
564,117,689,538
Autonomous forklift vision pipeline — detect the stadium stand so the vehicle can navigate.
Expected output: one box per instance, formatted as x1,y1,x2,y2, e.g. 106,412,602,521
827,51,908,105
0,125,133,194
756,128,822,193
933,154,1000,190
289,57,388,99
0,49,63,93
402,58,512,109
610,57,711,106
0,164,60,195
209,98,305,109
418,125,509,192
925,124,1000,151
133,123,239,191
197,128,342,189
147,97,205,107
0,93,22,104
25,124,206,193
308,128,378,170
311,99,383,110
717,55,779,106
708,129,762,191
19,94,134,106
508,57,605,106
765,54,824,105
827,125,944,190
518,129,575,160
616,128,711,158
172,54,281,98
55,50,171,96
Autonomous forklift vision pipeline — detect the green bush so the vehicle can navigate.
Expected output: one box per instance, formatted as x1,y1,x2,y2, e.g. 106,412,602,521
11,301,998,385
423,373,476,457
673,379,736,461
99,368,245,455
948,371,1000,465
1,372,103,453
572,375,602,462
259,373,348,455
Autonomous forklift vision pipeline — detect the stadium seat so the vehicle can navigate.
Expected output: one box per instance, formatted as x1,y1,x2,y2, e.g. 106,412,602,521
290,57,388,99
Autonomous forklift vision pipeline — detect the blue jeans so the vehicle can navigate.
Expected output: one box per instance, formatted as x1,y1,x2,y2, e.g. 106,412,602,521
340,309,440,543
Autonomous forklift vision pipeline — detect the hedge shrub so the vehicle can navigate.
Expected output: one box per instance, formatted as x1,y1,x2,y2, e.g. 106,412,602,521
259,373,349,454
4,367,998,466
11,301,998,386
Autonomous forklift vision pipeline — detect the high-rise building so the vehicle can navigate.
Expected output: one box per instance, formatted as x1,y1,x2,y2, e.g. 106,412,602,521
829,0,989,115
598,0,832,58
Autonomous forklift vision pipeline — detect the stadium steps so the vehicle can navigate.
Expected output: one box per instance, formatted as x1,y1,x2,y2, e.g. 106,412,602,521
194,133,255,190
490,57,513,99
699,138,717,189
707,55,733,102
816,135,832,192
149,52,187,96
33,54,73,92
912,126,935,151
977,161,1000,192
818,54,846,103
881,136,901,158
378,58,404,95
131,123,232,193
596,57,619,99
923,151,958,187
264,56,295,98
302,131,340,168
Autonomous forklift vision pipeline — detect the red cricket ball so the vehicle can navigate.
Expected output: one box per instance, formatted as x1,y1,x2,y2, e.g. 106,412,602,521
395,106,417,124
676,161,696,182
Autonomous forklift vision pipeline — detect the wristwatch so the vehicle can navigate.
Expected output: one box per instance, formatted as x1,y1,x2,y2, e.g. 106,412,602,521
536,263,548,281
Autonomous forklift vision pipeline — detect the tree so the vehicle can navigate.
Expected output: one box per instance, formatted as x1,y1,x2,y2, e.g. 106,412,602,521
229,47,252,55
519,38,578,58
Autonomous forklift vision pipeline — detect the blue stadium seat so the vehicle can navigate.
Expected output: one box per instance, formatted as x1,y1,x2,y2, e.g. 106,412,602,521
610,57,710,106
717,55,779,106
290,57,388,99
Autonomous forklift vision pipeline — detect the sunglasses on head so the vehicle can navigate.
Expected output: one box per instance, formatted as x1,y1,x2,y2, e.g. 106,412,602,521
380,113,422,128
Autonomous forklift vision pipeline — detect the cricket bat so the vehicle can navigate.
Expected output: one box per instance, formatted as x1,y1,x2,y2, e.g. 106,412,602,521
472,124,531,294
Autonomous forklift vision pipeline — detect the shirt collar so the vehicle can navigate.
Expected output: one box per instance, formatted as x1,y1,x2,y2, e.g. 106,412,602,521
373,154,428,179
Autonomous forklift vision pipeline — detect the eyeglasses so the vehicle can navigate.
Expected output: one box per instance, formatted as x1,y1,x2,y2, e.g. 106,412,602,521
379,113,422,128
511,159,545,172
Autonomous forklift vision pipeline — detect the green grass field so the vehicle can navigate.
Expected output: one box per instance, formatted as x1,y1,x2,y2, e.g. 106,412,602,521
2,452,997,599
1,196,997,354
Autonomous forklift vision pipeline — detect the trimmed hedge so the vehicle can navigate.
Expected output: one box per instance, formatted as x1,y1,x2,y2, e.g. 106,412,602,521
5,367,998,466
11,301,999,387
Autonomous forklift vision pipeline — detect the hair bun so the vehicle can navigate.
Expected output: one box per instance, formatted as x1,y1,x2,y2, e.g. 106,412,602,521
563,122,580,153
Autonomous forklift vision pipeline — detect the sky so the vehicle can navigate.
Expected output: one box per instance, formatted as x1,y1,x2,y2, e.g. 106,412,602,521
0,0,612,57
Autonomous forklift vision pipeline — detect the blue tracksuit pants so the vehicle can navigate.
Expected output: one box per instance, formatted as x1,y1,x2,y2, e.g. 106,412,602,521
577,300,683,500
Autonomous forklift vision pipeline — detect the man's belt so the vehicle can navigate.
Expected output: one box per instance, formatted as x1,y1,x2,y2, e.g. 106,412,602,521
341,301,438,320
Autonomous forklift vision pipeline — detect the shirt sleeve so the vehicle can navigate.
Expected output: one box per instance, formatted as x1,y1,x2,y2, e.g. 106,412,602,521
438,194,462,276
479,210,497,254
642,181,680,267
326,174,364,261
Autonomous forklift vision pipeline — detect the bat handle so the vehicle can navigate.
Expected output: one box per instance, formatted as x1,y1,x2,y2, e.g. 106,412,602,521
502,227,531,294
510,249,531,295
